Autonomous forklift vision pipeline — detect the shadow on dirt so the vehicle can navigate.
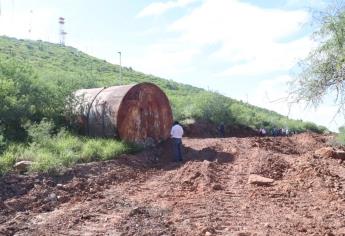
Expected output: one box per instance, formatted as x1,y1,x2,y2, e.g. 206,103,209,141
145,139,234,171
183,120,257,138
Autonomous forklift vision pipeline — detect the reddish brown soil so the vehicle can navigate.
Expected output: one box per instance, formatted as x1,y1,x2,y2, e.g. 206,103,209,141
1,133,345,236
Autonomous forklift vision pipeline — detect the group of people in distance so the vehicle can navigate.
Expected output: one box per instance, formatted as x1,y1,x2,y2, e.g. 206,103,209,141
259,127,296,137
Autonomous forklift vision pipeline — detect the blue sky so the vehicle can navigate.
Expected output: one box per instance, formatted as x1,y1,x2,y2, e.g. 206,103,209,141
0,0,343,131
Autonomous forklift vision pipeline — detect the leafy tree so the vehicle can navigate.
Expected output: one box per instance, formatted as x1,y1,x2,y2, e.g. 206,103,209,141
0,58,71,141
0,59,42,140
292,3,345,112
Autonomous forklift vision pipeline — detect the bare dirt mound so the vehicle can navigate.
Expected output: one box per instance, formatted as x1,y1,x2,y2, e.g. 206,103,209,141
160,159,222,193
250,152,290,180
1,132,345,236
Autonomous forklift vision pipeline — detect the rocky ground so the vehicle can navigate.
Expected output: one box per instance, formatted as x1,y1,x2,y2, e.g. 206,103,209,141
1,133,345,236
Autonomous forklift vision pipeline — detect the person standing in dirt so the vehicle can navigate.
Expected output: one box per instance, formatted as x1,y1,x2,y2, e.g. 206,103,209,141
171,121,184,162
218,122,225,137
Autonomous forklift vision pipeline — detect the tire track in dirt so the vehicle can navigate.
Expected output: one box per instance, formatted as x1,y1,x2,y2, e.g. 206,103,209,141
1,133,345,235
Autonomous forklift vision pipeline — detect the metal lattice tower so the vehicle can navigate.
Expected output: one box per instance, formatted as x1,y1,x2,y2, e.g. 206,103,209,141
28,10,33,34
58,17,67,45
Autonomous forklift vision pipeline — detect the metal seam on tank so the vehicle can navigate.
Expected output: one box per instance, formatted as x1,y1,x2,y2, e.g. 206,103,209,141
86,87,107,136
116,84,141,140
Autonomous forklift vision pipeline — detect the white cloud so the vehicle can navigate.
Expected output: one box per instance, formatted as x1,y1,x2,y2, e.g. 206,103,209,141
126,41,200,79
168,0,312,76
217,37,316,76
170,0,308,42
133,0,315,79
137,0,199,17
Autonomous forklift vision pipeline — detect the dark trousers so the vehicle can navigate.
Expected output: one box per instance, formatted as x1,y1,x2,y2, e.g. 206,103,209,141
172,138,182,162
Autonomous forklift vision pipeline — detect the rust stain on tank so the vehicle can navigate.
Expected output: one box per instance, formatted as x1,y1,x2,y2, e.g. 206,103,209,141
74,83,173,143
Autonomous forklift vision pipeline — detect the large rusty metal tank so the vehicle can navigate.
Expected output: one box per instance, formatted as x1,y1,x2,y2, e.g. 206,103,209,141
74,83,173,143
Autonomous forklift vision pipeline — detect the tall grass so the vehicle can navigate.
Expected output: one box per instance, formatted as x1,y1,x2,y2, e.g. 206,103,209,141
0,130,139,175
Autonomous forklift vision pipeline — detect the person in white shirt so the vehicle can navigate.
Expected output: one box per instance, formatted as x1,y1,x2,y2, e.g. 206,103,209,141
170,121,184,162
261,128,266,136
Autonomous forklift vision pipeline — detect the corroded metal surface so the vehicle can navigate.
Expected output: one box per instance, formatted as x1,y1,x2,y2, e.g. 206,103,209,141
74,83,173,143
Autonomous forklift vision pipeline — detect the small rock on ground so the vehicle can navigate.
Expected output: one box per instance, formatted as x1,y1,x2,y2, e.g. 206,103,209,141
314,147,335,158
13,161,33,173
248,174,274,185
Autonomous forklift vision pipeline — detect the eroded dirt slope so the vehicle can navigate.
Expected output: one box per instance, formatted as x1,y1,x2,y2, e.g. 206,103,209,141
1,133,345,236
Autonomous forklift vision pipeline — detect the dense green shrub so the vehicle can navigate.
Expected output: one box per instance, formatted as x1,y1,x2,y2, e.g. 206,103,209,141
0,58,74,141
25,118,55,144
302,122,326,134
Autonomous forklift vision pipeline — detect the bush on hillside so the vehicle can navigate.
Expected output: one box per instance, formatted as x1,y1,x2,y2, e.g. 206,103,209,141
195,92,234,124
303,122,326,134
0,59,66,141
25,118,55,145
170,91,234,124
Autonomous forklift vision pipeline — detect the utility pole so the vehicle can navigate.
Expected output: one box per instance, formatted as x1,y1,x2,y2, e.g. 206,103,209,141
118,51,122,80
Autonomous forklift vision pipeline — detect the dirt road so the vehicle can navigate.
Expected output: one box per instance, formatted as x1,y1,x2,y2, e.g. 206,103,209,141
1,133,345,235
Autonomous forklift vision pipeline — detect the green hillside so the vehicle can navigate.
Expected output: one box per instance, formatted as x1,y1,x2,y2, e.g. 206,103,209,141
0,36,326,133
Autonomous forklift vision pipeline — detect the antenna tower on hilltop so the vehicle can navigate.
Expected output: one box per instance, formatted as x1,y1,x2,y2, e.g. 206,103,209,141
59,17,67,45
28,10,33,34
